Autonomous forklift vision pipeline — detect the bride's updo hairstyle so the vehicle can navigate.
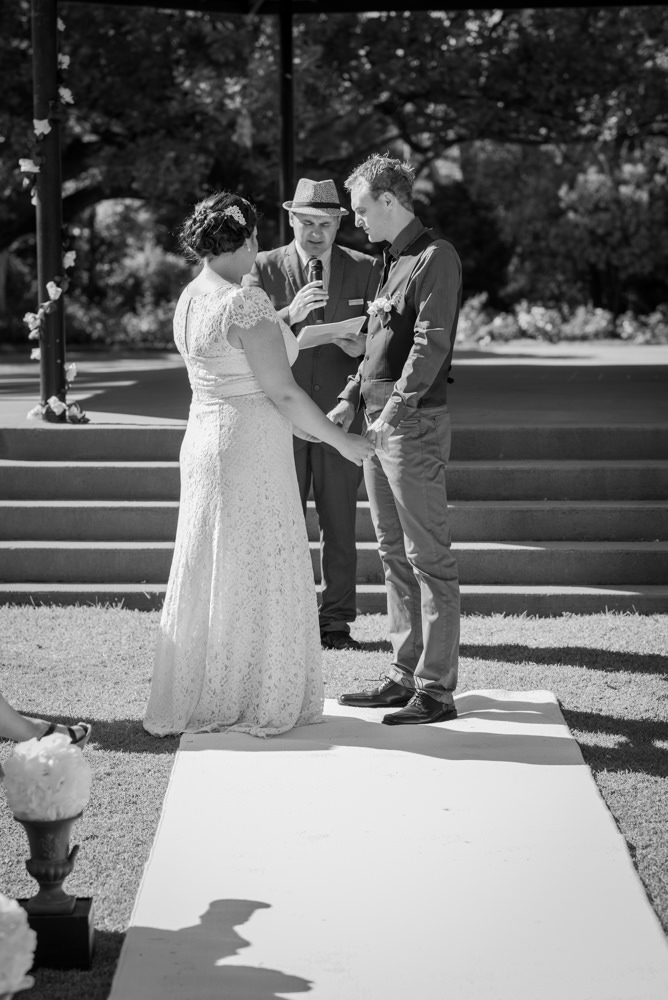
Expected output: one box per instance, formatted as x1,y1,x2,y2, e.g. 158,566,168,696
180,191,257,261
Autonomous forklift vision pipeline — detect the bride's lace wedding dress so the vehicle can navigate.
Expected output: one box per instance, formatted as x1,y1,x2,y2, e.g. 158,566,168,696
144,283,324,737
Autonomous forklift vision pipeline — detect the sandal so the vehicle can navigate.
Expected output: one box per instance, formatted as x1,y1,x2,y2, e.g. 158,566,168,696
68,722,92,748
38,721,92,748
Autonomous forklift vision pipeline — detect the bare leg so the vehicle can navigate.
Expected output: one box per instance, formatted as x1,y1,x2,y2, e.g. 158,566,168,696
0,693,45,741
0,692,91,745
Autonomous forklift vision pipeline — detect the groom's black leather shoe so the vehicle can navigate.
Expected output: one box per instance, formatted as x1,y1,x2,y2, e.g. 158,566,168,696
338,678,413,708
383,692,458,726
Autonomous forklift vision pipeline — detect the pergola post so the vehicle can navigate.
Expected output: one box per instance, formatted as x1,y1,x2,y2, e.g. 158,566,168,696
31,0,66,411
278,0,294,245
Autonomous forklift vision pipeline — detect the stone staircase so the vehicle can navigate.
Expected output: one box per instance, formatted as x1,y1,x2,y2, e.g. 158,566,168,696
0,424,667,614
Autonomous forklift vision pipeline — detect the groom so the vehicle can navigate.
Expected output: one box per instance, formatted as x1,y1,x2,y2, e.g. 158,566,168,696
245,178,379,650
329,153,462,726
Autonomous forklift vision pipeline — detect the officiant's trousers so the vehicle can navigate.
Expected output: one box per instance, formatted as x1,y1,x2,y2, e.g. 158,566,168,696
364,404,460,704
294,439,363,634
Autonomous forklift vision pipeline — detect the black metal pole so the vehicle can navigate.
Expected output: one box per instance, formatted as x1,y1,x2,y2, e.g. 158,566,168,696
31,0,66,410
278,0,294,246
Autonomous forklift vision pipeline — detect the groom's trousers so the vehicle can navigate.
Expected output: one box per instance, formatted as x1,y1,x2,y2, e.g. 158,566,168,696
364,403,460,705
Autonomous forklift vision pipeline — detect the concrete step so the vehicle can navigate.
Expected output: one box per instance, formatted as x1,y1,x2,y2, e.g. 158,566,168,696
2,424,667,461
0,582,666,616
2,499,666,543
2,540,667,586
3,460,667,501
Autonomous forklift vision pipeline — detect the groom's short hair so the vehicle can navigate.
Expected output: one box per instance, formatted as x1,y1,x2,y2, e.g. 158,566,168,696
344,153,415,211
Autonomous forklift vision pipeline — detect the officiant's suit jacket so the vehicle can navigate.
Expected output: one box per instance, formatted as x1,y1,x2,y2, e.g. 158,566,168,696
244,239,379,634
245,241,379,436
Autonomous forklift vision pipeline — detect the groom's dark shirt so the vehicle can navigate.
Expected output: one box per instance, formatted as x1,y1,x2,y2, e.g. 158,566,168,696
340,217,462,427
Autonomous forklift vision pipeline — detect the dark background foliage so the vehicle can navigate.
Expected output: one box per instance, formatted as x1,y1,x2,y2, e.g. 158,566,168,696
1,4,667,348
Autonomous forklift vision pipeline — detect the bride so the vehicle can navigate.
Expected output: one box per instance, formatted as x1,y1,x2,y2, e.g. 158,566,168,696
143,191,372,738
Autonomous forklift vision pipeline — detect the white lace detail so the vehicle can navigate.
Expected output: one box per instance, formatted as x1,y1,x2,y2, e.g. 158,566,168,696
144,281,323,738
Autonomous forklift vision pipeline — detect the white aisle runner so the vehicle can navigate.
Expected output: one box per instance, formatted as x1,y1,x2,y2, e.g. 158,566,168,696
109,691,668,1000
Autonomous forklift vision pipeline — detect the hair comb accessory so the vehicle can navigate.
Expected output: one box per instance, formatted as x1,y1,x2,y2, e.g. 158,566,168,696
222,205,246,226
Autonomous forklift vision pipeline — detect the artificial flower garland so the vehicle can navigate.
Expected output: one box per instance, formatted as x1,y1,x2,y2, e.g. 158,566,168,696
19,17,88,424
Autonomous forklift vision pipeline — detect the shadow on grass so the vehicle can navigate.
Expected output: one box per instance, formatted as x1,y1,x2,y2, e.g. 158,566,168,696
358,641,668,678
30,928,124,1000
462,644,668,676
72,719,180,755
562,708,668,778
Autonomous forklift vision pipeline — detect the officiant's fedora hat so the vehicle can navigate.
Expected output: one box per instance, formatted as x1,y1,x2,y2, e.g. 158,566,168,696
283,178,349,217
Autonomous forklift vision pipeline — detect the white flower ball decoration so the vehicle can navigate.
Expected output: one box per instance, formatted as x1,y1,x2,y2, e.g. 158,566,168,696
2,733,91,821
0,893,36,995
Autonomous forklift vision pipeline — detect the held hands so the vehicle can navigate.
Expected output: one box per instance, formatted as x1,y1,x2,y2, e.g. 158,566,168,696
289,280,329,325
337,431,375,467
364,417,394,452
326,402,392,462
326,401,373,465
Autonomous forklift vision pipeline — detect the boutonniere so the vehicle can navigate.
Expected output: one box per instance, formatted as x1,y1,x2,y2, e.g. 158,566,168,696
367,292,401,326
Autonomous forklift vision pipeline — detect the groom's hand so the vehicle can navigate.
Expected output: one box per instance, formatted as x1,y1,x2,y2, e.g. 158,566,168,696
365,417,393,451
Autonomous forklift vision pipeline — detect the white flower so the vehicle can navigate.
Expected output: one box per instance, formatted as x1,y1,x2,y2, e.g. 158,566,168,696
367,293,400,321
18,158,40,174
28,328,40,341
46,396,67,415
30,347,41,361
27,405,43,419
58,53,70,70
0,893,36,995
57,17,65,30
59,87,74,105
46,281,62,300
2,733,92,821
63,250,77,269
65,362,77,382
23,312,40,330
33,118,51,137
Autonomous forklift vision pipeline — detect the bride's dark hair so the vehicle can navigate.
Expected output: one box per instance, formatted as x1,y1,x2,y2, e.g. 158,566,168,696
179,191,257,260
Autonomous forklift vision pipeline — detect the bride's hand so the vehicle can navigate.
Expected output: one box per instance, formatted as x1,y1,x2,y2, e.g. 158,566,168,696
337,431,374,466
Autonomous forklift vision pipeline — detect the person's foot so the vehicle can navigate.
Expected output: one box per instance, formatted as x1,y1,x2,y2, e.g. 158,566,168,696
321,631,361,651
338,677,413,708
382,692,458,726
38,722,93,747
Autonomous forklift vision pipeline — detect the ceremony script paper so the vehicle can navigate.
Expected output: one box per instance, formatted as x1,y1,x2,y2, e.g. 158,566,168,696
297,316,366,350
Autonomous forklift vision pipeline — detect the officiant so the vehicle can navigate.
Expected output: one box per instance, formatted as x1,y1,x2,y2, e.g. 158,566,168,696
244,178,379,650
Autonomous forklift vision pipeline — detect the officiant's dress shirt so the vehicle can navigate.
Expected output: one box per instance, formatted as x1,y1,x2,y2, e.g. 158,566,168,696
340,217,462,427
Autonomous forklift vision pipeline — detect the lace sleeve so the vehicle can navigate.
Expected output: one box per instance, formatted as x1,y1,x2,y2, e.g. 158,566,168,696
223,285,279,337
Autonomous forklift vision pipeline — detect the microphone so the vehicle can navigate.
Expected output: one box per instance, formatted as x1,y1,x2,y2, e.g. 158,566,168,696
307,257,325,324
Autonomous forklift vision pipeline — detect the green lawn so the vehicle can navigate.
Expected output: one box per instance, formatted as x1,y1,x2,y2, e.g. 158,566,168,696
1,605,666,1000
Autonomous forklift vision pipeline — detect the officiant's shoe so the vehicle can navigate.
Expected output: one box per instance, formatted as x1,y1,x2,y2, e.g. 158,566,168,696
321,631,361,651
338,677,412,708
383,692,458,726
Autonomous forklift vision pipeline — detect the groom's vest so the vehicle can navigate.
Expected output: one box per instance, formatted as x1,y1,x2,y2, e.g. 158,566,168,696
359,224,461,419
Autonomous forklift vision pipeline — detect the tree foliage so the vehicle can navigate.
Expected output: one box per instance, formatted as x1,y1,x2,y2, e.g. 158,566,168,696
1,4,667,342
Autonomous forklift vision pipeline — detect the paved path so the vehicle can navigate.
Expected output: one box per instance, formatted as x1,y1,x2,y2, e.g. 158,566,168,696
1,340,667,427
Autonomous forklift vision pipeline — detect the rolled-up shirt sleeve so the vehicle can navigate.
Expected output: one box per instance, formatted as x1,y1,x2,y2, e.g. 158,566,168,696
380,242,461,427
338,365,363,410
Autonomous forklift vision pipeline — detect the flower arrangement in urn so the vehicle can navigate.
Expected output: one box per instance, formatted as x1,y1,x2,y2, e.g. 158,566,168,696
3,734,91,822
0,892,36,999
3,734,92,916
